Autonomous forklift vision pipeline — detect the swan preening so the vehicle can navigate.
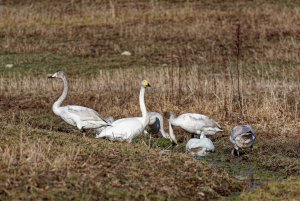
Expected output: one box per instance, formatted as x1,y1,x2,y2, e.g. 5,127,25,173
186,138,215,157
144,112,178,144
48,71,111,131
167,112,224,139
96,80,151,143
230,125,256,156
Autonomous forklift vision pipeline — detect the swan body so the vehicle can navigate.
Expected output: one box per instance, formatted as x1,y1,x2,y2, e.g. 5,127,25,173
96,80,151,143
230,125,256,156
144,112,178,144
48,71,110,131
168,112,223,138
186,138,215,157
144,112,166,136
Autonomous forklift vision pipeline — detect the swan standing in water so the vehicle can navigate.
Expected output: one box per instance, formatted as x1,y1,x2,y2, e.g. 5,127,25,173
144,112,177,144
230,125,256,156
167,112,224,139
186,138,215,157
96,80,151,143
48,71,111,131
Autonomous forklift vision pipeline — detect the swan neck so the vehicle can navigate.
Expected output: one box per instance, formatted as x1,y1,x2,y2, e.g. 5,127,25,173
139,86,148,126
169,120,174,137
53,76,68,113
159,118,168,138
169,114,178,126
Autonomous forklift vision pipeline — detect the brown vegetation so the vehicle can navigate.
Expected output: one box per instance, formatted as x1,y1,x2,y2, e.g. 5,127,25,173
0,0,300,200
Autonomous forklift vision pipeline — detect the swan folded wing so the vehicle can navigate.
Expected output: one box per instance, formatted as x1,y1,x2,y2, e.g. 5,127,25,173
97,118,144,140
185,113,209,121
184,114,222,129
202,118,223,130
66,106,108,123
184,116,217,130
187,138,214,150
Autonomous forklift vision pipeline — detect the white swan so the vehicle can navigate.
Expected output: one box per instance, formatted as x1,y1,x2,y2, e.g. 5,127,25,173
230,125,256,156
186,138,215,157
167,112,224,139
143,112,177,143
96,80,151,143
48,71,111,131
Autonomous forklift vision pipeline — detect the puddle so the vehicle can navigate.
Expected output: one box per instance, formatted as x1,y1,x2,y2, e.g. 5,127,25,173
200,156,282,192
233,170,267,190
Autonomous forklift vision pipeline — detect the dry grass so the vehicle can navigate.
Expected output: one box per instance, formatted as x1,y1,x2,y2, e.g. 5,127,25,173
0,124,242,200
0,0,300,200
1,0,300,64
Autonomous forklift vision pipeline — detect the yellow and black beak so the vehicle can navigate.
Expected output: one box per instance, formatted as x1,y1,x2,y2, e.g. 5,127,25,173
143,80,151,87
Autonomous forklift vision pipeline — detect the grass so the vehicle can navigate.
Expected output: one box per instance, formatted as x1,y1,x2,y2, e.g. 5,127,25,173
0,124,242,200
0,0,300,200
222,176,300,201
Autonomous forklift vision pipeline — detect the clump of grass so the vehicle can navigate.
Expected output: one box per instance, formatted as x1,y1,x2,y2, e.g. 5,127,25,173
0,124,242,200
1,1,300,65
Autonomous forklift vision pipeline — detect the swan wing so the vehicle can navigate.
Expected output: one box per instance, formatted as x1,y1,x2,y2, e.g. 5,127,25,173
65,106,109,123
187,113,223,130
186,138,215,150
96,118,144,141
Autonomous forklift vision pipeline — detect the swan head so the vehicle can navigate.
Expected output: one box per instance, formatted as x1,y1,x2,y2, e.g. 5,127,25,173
141,80,151,88
48,71,65,79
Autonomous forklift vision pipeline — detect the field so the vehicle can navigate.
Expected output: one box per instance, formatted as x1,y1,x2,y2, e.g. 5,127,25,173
0,0,300,200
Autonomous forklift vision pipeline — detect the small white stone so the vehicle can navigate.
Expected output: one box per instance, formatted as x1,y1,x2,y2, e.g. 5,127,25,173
5,64,13,68
121,51,131,56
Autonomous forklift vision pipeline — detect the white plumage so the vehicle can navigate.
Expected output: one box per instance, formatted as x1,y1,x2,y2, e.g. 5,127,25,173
168,112,223,138
186,138,215,157
48,71,110,131
96,80,151,143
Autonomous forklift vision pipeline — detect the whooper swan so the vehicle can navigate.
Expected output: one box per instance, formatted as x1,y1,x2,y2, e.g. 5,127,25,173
96,80,151,143
167,112,223,139
230,124,256,156
48,71,111,131
144,112,177,144
186,137,215,157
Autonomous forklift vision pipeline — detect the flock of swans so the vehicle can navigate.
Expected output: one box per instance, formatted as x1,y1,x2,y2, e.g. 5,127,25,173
48,71,256,157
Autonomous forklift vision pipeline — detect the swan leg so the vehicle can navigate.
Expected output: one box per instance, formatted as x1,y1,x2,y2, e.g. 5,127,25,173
232,145,240,156
231,148,240,156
